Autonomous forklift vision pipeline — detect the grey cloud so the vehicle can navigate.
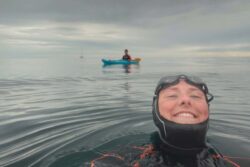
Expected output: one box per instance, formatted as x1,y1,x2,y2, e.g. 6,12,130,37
0,0,245,25
1,0,250,57
197,45,250,52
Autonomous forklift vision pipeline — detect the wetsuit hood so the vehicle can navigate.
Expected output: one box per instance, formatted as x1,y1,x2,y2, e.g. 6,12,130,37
152,96,209,156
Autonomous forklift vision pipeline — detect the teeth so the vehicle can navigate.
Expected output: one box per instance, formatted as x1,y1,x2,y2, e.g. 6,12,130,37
176,113,194,118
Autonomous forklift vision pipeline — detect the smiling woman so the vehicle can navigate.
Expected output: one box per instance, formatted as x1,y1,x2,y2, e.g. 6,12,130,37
152,75,212,153
88,74,240,167
158,80,209,124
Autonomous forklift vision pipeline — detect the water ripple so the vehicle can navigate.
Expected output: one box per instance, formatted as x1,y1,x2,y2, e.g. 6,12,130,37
1,57,250,166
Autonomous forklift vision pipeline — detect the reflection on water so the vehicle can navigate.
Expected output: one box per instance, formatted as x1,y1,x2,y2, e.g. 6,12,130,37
102,64,140,74
0,56,250,167
123,65,131,73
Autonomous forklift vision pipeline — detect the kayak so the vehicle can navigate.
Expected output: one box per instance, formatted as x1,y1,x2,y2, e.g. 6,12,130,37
102,58,141,65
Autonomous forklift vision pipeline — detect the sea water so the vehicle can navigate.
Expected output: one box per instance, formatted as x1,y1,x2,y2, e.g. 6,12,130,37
0,55,250,167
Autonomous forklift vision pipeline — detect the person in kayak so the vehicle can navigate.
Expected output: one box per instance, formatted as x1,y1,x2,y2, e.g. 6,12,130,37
122,49,132,61
87,75,240,167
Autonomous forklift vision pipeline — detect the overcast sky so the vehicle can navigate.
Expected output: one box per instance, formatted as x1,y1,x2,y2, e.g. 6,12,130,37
0,0,250,58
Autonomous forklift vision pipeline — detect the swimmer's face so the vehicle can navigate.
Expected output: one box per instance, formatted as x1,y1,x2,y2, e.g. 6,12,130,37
158,80,209,124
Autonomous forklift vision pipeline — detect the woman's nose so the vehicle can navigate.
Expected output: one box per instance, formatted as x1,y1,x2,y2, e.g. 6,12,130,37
179,94,191,106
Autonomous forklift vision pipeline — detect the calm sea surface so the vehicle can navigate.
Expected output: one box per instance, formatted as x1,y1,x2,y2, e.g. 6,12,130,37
0,55,250,167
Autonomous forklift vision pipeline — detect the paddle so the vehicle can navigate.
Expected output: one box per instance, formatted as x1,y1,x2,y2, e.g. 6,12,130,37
133,58,141,62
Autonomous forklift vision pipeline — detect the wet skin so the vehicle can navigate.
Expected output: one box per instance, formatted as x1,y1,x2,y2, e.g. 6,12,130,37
158,80,209,124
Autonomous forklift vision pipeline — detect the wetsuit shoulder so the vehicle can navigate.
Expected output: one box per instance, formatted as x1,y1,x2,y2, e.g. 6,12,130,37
87,144,157,167
87,153,127,167
205,145,240,167
150,132,239,167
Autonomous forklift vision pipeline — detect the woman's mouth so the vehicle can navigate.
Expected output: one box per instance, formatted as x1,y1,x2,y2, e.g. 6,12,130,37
174,112,197,118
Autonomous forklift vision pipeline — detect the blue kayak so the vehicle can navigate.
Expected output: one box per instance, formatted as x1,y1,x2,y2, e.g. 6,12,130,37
102,58,141,65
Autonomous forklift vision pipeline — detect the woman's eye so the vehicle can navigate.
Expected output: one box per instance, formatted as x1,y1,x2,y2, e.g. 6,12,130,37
190,95,202,99
167,95,178,98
